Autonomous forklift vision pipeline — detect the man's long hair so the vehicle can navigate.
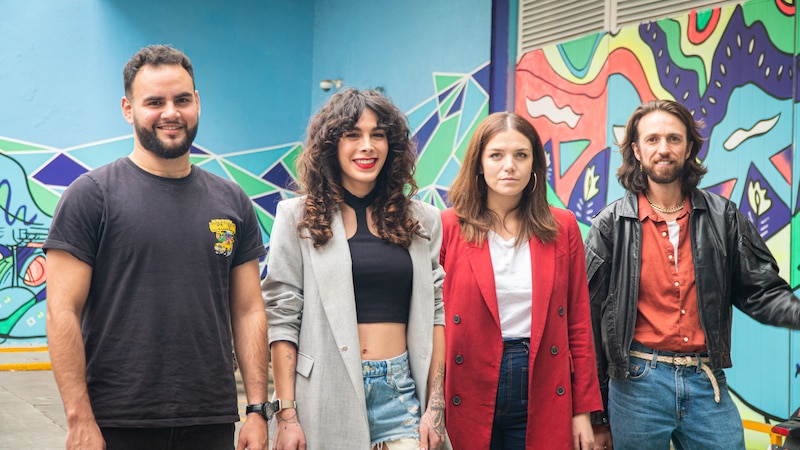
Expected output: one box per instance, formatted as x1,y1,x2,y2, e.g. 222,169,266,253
296,88,420,248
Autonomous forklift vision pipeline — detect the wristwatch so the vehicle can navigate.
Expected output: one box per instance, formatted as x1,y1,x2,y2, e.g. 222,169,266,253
245,399,296,420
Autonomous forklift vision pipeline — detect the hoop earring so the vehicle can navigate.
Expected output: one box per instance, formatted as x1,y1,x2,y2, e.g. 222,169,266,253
528,173,538,194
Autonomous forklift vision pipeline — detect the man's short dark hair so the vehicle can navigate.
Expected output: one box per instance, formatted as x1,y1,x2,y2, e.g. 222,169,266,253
123,45,194,98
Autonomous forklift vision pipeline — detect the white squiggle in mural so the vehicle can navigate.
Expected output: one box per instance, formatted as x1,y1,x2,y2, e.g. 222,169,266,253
612,125,626,147
525,96,581,128
722,114,780,150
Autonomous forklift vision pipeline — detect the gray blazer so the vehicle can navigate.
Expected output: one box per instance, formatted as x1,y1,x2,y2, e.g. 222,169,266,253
263,196,445,449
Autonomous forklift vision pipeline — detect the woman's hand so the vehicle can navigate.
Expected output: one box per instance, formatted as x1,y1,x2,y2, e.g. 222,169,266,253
572,413,594,450
419,403,446,450
272,411,306,450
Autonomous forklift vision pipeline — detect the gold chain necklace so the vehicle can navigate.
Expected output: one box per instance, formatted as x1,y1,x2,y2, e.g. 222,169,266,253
644,192,685,213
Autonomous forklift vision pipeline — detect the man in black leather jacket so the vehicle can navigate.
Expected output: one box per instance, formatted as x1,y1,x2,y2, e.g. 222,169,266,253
584,100,800,450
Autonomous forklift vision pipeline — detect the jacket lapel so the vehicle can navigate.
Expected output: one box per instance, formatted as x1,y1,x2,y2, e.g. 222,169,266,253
466,241,501,330
307,209,365,405
528,237,554,357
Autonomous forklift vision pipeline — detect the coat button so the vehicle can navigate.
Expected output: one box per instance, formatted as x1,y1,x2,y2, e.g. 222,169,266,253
558,306,565,316
452,396,461,406
341,345,348,352
550,346,559,355
454,355,464,364
556,386,565,396
453,315,461,324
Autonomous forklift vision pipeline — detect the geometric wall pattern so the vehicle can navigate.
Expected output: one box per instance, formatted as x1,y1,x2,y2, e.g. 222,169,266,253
515,0,798,424
0,63,490,347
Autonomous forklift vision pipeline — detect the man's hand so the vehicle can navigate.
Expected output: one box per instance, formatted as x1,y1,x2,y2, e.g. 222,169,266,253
236,414,268,450
592,424,613,450
65,417,105,450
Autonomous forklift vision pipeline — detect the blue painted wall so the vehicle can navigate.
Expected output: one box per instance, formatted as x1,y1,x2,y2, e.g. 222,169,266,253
0,0,314,152
310,0,491,114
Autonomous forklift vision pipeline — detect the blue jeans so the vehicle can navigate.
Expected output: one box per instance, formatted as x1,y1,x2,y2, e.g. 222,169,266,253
362,352,421,447
490,339,529,450
608,342,745,450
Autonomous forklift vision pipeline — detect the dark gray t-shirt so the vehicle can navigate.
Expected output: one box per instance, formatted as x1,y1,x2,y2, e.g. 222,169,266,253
44,157,266,427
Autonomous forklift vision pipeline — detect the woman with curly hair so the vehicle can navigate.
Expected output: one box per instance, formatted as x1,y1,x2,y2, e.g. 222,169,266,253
263,88,446,450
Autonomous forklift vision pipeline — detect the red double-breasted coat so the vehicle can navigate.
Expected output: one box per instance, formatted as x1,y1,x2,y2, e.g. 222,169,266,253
440,208,602,449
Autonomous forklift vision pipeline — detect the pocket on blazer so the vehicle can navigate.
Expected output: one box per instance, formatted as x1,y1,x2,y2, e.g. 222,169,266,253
296,351,314,378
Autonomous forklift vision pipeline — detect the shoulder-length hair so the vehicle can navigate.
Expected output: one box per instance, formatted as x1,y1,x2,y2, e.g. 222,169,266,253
447,112,557,245
617,99,707,194
295,88,420,248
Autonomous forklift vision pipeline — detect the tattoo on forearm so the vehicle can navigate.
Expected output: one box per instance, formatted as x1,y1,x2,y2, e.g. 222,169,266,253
285,351,296,382
424,362,446,443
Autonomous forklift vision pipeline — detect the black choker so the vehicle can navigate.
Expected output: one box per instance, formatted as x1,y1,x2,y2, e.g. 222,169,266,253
343,188,378,209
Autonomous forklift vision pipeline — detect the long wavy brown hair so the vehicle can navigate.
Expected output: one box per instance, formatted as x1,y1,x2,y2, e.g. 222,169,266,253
295,88,421,248
448,112,557,245
617,99,707,195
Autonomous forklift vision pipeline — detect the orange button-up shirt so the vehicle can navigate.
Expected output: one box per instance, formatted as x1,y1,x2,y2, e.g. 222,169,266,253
633,192,706,353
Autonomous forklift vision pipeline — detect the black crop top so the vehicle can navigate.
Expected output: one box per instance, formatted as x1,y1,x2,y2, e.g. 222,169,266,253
344,189,413,324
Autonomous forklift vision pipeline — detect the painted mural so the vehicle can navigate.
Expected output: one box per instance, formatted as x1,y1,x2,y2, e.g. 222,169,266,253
515,0,799,432
0,63,490,347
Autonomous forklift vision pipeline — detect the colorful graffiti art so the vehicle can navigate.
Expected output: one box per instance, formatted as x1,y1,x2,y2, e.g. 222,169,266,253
516,0,799,427
0,150,51,344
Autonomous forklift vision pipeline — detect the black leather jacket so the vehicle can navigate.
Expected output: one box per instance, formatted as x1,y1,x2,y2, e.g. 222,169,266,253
584,189,800,423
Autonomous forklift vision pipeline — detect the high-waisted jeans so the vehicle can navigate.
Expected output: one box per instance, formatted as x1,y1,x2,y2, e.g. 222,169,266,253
490,338,530,450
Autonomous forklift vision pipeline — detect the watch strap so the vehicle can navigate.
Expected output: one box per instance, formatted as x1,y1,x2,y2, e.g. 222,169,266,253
245,402,276,420
275,399,297,412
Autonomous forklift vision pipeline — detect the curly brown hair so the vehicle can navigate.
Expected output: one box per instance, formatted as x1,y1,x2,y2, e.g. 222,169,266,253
617,100,707,195
296,88,421,248
448,112,558,245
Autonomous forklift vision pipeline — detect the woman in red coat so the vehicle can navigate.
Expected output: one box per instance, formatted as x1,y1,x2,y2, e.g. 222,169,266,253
440,112,603,449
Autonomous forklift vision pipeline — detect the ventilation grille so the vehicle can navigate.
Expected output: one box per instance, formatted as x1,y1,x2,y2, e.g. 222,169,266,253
519,0,743,54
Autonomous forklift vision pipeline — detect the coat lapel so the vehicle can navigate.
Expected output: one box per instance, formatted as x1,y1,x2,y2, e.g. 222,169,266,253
307,210,365,405
528,237,554,357
466,241,501,330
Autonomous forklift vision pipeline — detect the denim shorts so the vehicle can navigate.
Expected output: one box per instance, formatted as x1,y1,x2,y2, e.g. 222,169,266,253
362,351,421,447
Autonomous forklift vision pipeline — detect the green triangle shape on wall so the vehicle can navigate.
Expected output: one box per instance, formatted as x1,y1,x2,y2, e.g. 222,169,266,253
0,139,48,152
282,144,303,179
221,161,277,197
434,74,464,95
189,154,211,165
559,140,590,177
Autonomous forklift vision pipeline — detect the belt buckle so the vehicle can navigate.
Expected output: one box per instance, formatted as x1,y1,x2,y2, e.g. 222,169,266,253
672,356,689,366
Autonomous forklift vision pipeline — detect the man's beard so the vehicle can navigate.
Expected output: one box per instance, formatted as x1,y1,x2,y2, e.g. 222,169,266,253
135,120,198,160
643,159,684,185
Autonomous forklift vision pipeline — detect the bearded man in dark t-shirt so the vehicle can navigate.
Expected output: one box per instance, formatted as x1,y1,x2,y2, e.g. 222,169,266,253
44,45,269,450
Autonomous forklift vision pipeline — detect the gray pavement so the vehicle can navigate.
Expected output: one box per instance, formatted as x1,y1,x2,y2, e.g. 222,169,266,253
0,370,66,449
0,365,258,449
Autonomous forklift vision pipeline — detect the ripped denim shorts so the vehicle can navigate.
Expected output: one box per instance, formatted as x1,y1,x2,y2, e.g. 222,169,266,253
362,351,421,447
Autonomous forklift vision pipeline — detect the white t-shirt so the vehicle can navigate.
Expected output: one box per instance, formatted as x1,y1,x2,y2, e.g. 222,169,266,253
488,230,533,339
